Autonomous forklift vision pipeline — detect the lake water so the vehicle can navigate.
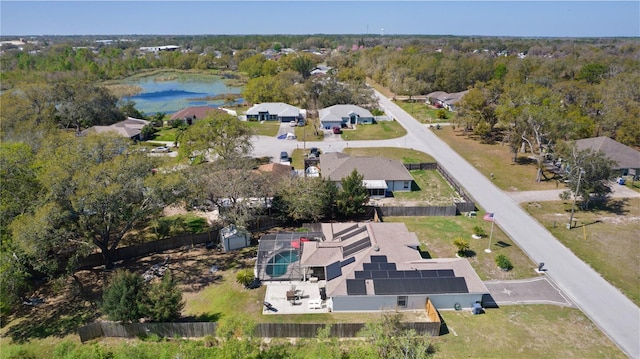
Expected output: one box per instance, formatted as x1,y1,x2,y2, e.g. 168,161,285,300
121,72,243,115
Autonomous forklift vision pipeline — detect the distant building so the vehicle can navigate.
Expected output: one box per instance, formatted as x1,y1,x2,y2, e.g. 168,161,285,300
574,136,640,178
139,45,180,53
170,106,226,125
318,104,374,129
80,117,149,141
245,103,303,123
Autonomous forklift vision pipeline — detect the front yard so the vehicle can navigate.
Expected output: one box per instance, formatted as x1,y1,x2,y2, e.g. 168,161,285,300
341,120,406,141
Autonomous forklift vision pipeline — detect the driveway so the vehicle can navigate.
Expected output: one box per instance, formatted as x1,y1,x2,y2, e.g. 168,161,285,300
484,277,574,307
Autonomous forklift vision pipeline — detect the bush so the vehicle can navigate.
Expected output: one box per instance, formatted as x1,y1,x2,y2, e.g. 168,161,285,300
495,254,513,271
453,237,470,256
236,269,255,287
473,226,486,237
145,270,184,322
436,109,448,119
101,270,148,322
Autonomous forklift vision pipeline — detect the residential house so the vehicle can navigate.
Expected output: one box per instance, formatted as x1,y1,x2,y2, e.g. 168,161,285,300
80,117,149,141
574,136,640,178
319,105,374,129
170,106,226,125
426,90,469,111
256,222,488,311
319,152,413,197
245,103,304,123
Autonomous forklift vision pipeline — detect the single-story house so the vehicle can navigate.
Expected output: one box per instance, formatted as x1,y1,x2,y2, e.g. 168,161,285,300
256,222,488,311
318,105,374,129
319,152,413,197
170,106,226,125
425,90,469,111
574,136,640,179
245,103,304,123
80,117,149,141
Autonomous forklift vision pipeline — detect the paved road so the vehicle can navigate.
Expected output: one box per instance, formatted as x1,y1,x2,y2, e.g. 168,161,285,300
373,91,640,359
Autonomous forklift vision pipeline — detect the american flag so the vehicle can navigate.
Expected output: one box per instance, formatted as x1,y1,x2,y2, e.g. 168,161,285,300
483,213,495,222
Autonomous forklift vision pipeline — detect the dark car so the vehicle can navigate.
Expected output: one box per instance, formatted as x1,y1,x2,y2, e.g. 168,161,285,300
332,127,342,134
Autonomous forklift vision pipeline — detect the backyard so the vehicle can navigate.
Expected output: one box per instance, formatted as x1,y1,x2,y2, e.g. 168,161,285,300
341,120,406,141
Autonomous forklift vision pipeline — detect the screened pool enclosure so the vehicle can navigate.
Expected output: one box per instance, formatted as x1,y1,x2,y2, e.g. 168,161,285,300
256,231,323,281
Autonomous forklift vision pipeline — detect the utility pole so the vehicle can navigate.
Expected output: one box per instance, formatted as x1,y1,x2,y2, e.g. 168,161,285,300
567,168,584,230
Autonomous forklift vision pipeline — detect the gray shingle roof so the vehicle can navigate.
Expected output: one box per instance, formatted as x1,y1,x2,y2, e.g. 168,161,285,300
82,117,149,138
319,105,373,124
319,152,413,182
245,102,301,118
575,137,640,170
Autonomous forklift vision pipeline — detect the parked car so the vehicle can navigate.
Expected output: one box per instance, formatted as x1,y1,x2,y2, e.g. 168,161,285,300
332,127,342,134
289,120,297,127
280,151,289,163
151,146,171,153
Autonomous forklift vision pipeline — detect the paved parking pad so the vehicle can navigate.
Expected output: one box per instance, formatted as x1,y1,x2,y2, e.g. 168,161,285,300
484,277,574,307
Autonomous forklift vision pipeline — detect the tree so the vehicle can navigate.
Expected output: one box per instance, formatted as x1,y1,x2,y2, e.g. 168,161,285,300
558,145,615,209
101,269,148,322
235,269,255,287
335,170,369,218
10,132,185,269
272,177,337,223
53,82,124,132
178,112,253,161
145,270,184,322
358,312,435,359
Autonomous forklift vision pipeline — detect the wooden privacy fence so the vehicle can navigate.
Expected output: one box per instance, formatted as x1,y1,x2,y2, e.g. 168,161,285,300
378,206,457,217
78,321,440,342
78,322,218,342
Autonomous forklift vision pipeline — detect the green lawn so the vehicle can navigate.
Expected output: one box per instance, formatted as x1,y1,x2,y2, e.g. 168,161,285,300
343,147,435,163
392,170,461,206
152,127,178,142
393,100,452,124
523,198,640,306
432,305,624,359
294,123,324,142
244,120,281,136
342,120,406,140
386,216,537,281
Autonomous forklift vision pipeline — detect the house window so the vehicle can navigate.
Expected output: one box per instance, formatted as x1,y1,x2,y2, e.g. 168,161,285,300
397,296,407,308
403,181,410,189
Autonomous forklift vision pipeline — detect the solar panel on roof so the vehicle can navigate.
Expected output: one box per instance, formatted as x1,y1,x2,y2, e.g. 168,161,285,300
373,277,468,295
387,270,406,279
372,271,388,279
333,224,359,238
437,269,455,277
340,226,368,240
346,279,367,295
326,261,342,281
405,270,421,278
363,263,379,271
420,270,438,278
370,255,388,263
355,271,372,279
342,237,371,257
379,262,397,270
341,257,356,267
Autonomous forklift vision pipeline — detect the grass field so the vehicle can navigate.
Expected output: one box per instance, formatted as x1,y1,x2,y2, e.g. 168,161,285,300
391,170,461,206
434,126,560,192
294,123,324,142
343,147,435,163
393,100,453,124
342,120,406,140
244,120,280,136
386,216,537,281
152,127,178,142
523,198,640,306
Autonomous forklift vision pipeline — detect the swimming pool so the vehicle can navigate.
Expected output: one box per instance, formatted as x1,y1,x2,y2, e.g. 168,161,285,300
265,250,299,278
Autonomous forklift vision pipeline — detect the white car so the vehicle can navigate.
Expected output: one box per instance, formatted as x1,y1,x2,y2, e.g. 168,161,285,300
151,146,171,153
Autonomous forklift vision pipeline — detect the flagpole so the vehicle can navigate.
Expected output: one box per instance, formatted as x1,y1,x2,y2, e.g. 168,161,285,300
485,214,495,253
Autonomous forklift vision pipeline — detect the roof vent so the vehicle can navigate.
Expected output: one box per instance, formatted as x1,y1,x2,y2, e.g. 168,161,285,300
373,246,380,251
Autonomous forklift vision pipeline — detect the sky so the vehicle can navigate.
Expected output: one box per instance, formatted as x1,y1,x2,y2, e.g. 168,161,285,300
1,1,639,38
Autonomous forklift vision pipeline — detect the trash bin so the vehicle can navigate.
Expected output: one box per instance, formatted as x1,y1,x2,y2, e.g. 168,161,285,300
472,302,483,315
617,177,626,185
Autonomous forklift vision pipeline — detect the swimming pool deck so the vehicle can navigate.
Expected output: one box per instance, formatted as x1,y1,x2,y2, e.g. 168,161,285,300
262,280,331,315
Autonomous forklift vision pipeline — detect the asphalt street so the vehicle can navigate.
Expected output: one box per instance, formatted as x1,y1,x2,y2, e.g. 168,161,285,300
249,96,640,358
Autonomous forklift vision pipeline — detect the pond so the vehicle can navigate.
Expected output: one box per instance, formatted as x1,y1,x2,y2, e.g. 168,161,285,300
120,72,244,115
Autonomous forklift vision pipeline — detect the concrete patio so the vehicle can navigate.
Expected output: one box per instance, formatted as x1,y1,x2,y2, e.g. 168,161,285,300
262,280,331,315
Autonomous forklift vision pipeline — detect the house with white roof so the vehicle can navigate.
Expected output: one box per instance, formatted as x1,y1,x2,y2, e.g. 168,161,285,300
319,104,374,129
245,102,304,123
